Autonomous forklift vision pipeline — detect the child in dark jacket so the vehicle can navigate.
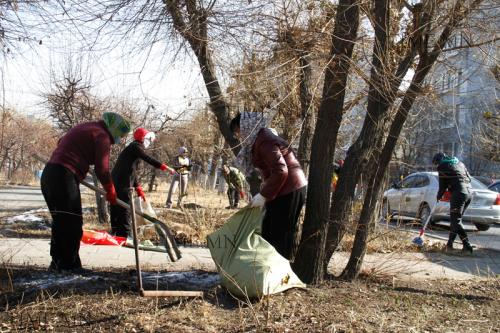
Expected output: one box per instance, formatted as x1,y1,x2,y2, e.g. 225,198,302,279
41,112,131,272
110,128,175,237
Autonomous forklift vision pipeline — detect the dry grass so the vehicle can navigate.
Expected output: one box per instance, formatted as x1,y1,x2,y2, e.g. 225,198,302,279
0,266,498,332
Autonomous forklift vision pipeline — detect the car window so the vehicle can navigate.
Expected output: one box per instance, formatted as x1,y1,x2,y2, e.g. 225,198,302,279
471,178,488,189
402,176,416,188
414,175,430,188
489,183,500,192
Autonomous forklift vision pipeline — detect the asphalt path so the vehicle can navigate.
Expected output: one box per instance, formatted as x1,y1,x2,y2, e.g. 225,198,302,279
1,185,499,251
0,185,91,212
380,216,500,251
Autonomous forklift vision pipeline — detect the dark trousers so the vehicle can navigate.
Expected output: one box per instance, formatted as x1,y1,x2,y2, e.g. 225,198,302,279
262,187,306,261
227,188,240,208
448,190,472,247
41,163,83,270
110,189,131,237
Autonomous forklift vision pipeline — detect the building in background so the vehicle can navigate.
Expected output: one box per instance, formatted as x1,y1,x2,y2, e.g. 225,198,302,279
408,8,499,176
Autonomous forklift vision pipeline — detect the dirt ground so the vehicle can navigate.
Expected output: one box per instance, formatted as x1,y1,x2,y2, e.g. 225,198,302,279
0,184,499,332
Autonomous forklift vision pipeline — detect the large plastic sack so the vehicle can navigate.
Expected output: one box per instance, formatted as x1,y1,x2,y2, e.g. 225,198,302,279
207,207,306,299
134,197,157,226
81,229,127,246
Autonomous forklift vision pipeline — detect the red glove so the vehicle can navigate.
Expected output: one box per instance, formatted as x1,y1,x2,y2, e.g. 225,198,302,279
239,190,245,199
102,183,117,205
160,163,175,175
136,185,146,201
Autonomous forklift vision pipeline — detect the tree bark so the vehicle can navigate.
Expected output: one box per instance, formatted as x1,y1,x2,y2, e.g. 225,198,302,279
323,0,393,271
292,0,360,285
296,54,315,176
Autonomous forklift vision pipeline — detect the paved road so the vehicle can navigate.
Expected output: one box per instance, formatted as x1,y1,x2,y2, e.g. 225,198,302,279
0,186,46,211
379,217,500,251
0,185,93,212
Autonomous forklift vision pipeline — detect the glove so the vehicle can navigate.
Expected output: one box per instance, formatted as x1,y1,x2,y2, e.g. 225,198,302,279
136,185,146,201
102,183,117,205
239,190,245,199
250,193,266,208
160,163,176,175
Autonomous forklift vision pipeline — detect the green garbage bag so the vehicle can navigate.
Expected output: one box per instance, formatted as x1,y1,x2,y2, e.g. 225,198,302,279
207,207,306,299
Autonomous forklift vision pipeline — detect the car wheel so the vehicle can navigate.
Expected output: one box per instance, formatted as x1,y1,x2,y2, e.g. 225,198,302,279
417,203,432,226
473,223,490,231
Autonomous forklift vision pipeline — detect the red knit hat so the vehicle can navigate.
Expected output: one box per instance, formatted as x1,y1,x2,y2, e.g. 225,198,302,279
133,128,149,143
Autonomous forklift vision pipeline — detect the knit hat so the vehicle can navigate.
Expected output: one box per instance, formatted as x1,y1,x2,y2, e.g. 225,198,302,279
133,128,149,143
102,112,131,144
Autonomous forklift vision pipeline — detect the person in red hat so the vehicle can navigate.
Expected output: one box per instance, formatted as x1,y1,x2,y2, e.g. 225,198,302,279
110,128,175,237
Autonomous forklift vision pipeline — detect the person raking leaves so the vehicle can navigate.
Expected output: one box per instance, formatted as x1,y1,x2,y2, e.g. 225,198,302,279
433,152,474,254
221,164,247,209
110,128,175,237
41,112,131,273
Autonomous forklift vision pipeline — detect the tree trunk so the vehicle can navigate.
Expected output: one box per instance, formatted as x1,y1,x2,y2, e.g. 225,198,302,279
292,0,360,285
92,169,109,224
148,171,157,192
165,1,240,156
296,54,315,176
323,0,393,272
340,160,388,280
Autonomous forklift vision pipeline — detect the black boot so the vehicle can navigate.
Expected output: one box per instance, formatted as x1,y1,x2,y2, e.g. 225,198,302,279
462,241,473,255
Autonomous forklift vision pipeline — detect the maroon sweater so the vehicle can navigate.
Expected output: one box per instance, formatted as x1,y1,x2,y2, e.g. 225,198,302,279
49,121,113,185
252,128,307,201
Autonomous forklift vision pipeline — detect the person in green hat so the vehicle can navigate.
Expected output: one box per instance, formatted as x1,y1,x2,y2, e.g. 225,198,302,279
41,112,131,272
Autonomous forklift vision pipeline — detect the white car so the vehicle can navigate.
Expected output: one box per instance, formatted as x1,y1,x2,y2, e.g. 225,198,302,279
382,172,500,231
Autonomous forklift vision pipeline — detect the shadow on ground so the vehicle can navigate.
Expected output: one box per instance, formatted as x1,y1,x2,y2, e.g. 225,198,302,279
0,266,247,311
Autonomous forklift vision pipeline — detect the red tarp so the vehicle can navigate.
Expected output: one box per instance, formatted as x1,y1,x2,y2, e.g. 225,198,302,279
81,229,127,246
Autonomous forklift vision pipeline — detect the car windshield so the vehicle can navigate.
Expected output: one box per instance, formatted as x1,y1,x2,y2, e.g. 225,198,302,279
431,175,488,189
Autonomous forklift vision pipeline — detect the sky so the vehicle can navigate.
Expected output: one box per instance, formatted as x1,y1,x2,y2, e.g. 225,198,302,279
0,7,208,120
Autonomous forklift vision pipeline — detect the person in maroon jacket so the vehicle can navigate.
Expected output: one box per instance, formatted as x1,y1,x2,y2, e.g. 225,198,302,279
230,111,307,261
41,112,131,272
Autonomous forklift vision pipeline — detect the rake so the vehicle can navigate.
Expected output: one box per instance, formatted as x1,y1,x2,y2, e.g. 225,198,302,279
128,188,203,297
412,201,438,247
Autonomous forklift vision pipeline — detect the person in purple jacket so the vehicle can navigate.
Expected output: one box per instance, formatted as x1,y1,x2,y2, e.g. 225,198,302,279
41,112,131,272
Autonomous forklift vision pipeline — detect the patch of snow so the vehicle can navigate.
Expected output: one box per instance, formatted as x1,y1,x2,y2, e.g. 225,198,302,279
15,274,101,290
6,213,44,224
141,271,220,289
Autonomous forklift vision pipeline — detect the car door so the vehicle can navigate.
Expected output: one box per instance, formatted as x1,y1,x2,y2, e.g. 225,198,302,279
404,175,430,216
399,176,418,216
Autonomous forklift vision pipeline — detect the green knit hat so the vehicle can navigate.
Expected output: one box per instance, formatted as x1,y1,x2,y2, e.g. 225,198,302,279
102,112,131,144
